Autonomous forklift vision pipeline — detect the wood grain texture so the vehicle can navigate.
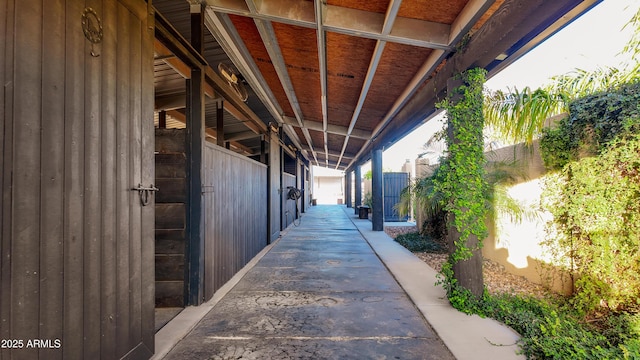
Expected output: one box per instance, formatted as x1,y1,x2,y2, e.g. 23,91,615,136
63,0,86,358
0,0,10,344
12,1,43,358
100,0,119,357
203,143,268,300
39,1,65,359
1,1,155,358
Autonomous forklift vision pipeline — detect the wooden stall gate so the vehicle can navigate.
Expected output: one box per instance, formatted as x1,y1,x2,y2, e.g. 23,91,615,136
203,143,268,300
282,173,298,229
1,0,156,359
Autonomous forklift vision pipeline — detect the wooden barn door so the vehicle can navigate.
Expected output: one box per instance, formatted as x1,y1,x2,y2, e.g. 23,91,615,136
0,0,155,359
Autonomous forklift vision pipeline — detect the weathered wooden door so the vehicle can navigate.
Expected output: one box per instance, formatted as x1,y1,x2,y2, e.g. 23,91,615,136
0,0,155,359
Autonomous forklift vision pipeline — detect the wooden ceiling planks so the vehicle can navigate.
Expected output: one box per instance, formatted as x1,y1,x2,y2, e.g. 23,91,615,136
327,132,346,151
273,21,322,123
345,137,366,155
228,14,295,118
293,127,311,148
326,0,389,14
307,129,325,150
398,0,468,23
357,41,433,131
326,32,377,128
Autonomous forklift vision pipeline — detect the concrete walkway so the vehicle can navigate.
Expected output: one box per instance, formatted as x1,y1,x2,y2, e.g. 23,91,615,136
154,205,523,359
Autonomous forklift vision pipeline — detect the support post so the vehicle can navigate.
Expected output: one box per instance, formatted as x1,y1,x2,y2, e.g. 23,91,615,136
159,110,167,129
185,1,205,306
445,72,485,297
267,130,281,243
260,135,266,164
216,101,224,147
371,149,384,231
354,165,362,214
345,171,352,208
185,69,205,306
279,127,284,230
190,2,204,54
300,163,306,213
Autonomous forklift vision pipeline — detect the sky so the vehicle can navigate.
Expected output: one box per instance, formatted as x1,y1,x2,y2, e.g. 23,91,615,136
314,0,638,177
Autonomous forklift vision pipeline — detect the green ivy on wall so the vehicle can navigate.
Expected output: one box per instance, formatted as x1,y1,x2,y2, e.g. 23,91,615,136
540,81,640,315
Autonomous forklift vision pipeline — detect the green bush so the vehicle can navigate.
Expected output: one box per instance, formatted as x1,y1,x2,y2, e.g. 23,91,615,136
539,81,640,316
394,232,446,253
540,81,640,170
542,134,640,315
465,292,640,359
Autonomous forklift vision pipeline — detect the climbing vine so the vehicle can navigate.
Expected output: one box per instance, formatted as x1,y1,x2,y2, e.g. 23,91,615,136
434,68,489,302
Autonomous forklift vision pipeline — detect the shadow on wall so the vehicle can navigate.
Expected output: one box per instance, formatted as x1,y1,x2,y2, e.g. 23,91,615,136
482,141,573,295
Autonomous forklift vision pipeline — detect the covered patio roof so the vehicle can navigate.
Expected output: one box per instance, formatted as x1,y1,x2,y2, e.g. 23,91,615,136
153,0,601,170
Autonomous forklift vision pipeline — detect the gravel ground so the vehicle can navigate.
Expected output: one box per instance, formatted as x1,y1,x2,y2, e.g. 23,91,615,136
385,226,549,298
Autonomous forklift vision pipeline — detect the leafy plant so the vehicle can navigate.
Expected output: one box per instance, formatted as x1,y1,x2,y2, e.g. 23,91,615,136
394,232,446,253
435,68,489,299
540,81,640,169
484,5,640,147
541,131,640,316
363,191,372,207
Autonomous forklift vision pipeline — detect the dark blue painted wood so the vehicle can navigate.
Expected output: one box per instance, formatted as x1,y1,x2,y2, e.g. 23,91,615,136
371,150,384,231
383,172,410,222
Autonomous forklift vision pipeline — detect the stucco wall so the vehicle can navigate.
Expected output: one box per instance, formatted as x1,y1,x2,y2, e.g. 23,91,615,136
482,141,573,294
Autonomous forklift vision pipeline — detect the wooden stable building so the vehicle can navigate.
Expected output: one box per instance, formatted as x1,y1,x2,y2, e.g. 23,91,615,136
1,0,600,358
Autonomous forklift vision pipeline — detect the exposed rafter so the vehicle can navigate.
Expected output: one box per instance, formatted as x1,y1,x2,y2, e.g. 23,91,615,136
334,0,401,169
204,9,318,164
314,0,329,167
207,0,452,50
282,116,371,140
344,0,497,170
166,109,255,155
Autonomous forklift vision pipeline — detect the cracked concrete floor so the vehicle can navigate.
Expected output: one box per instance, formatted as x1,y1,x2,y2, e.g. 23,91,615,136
163,205,454,360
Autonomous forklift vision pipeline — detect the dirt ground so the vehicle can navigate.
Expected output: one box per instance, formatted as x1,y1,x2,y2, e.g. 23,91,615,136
385,226,549,298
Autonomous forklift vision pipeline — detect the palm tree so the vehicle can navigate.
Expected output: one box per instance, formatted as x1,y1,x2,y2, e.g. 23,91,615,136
484,7,640,145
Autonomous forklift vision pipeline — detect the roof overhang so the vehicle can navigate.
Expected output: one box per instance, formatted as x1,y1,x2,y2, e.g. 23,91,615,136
152,0,602,169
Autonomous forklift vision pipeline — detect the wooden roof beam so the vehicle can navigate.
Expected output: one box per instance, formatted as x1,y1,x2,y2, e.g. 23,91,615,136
345,0,601,172
314,0,329,167
208,0,452,50
247,0,319,163
205,7,318,166
225,130,261,142
282,117,370,140
334,0,401,169
345,0,496,170
299,145,355,160
166,109,254,155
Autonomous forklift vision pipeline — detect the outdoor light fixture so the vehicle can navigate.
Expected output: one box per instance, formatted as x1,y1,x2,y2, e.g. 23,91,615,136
269,122,279,133
495,53,508,61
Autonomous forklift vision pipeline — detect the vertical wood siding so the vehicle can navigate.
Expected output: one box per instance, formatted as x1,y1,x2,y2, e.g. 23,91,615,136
203,143,268,300
383,172,410,222
0,0,155,359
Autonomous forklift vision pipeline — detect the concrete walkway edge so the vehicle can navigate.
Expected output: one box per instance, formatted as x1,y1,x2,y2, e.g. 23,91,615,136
151,237,282,360
342,206,525,360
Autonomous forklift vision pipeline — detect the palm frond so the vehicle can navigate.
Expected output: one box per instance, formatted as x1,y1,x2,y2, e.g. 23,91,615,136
484,87,568,145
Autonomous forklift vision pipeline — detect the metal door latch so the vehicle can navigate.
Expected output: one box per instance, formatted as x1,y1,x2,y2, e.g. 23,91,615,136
131,184,159,206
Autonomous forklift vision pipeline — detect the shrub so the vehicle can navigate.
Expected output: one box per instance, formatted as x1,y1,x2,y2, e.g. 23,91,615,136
394,232,446,253
540,81,640,170
540,81,640,316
